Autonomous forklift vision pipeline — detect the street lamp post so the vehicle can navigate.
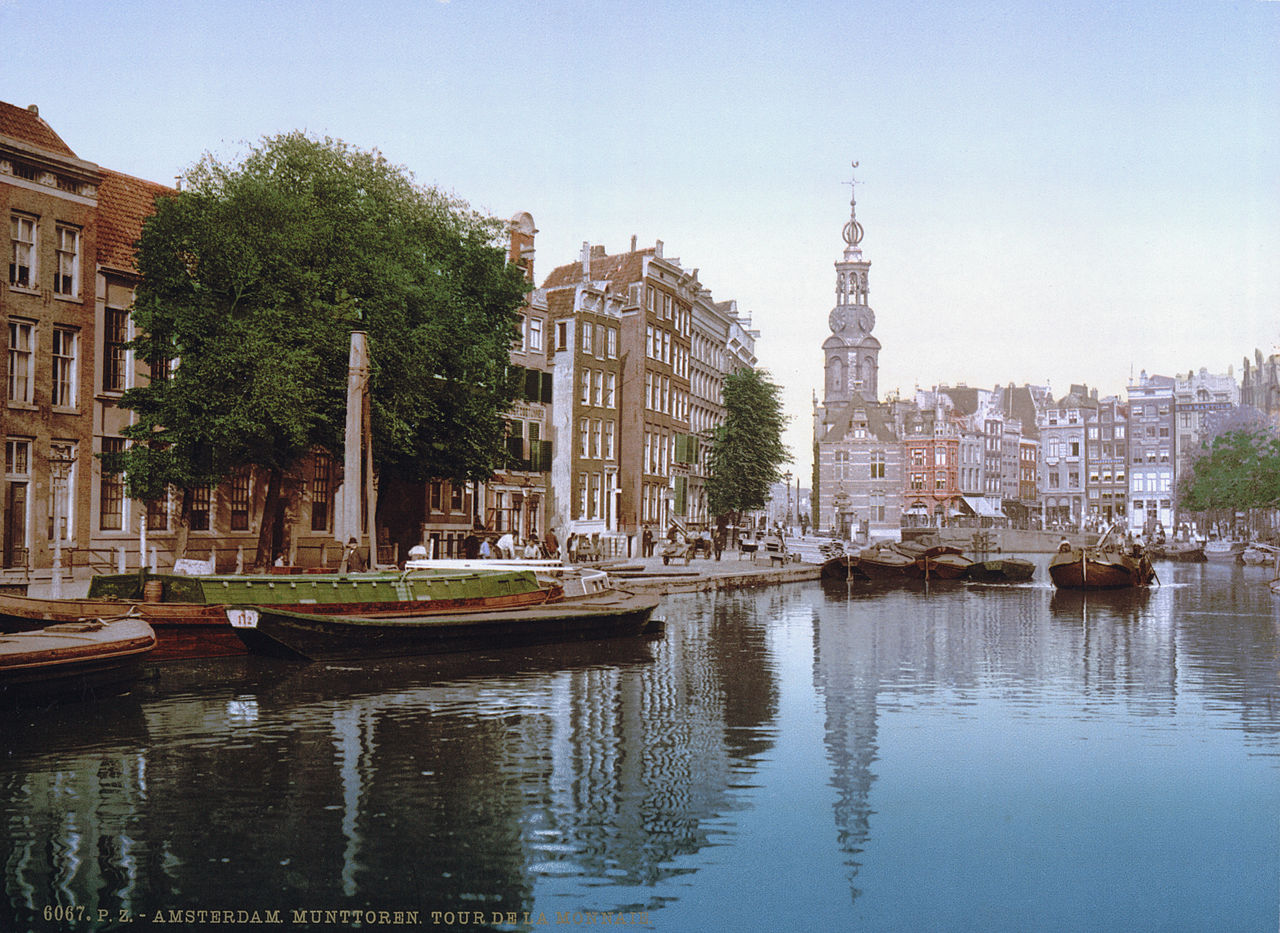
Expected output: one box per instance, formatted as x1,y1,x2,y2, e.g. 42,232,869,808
49,455,76,600
782,471,792,533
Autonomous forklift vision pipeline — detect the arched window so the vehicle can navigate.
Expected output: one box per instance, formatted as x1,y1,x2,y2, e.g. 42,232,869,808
827,356,845,393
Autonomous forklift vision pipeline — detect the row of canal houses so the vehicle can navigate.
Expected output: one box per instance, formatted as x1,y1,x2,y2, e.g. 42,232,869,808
0,100,759,580
816,369,1243,541
811,166,1263,539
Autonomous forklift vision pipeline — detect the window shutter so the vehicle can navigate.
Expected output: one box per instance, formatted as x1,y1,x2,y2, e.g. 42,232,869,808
540,371,553,403
674,475,688,515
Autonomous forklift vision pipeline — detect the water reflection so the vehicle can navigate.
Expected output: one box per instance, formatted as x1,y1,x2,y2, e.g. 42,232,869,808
1,565,1278,931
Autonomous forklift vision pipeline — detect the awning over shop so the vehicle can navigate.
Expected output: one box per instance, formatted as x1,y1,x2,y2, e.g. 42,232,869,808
962,496,1004,518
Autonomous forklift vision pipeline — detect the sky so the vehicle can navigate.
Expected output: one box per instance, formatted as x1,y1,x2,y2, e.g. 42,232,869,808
5,0,1278,478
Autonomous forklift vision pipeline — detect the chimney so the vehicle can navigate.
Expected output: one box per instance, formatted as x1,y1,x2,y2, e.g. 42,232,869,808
655,239,663,258
27,104,38,116
580,241,590,279
630,234,637,252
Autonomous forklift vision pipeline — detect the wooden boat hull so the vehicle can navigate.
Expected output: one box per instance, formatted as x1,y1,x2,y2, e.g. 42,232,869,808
0,617,155,700
906,553,973,580
855,548,915,579
3,570,556,661
820,555,866,581
1203,542,1244,562
0,594,240,660
229,589,661,661
1162,545,1206,563
965,558,1036,583
1048,549,1155,589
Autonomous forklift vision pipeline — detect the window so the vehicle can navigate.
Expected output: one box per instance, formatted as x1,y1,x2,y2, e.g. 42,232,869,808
5,438,31,566
104,306,129,392
556,321,568,351
189,485,211,531
9,214,35,289
54,225,79,297
604,420,615,460
230,470,251,531
581,321,594,353
834,450,849,480
8,320,34,404
146,496,168,532
580,370,591,406
592,370,603,407
606,327,617,359
52,328,77,408
450,481,464,510
871,450,886,479
311,453,331,531
99,437,125,531
528,316,543,351
579,418,589,458
605,372,616,408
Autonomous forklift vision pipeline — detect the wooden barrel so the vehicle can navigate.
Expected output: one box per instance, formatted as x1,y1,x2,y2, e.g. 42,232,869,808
143,579,163,602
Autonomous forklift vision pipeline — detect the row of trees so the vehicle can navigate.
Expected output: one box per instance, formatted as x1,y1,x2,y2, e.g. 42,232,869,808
110,134,790,566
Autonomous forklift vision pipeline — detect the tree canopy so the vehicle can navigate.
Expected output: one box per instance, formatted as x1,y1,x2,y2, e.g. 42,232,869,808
705,368,790,519
1178,408,1280,513
112,133,529,556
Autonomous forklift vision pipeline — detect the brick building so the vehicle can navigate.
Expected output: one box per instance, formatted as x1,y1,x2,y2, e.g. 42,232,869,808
1,102,100,578
542,239,702,552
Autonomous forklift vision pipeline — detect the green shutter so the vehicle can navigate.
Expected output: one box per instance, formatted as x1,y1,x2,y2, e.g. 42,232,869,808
674,476,688,515
524,368,541,402
540,371,553,403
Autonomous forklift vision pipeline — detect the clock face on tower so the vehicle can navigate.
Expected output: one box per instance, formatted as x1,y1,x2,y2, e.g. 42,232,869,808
854,306,875,334
828,307,851,333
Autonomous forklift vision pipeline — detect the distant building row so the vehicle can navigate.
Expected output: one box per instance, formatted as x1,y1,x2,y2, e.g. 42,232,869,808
813,165,1266,540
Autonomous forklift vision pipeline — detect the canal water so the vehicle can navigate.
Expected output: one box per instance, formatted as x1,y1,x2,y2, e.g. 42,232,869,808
2,558,1278,932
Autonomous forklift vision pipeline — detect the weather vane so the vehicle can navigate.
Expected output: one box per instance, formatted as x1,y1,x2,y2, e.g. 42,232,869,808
842,160,863,248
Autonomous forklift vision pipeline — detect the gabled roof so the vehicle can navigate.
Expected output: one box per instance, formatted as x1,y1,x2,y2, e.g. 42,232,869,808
0,101,76,157
97,169,173,274
937,386,981,416
542,246,654,289
997,384,1044,439
821,399,898,445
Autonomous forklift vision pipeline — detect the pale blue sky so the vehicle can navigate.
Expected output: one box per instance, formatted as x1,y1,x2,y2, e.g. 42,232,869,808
6,0,1277,473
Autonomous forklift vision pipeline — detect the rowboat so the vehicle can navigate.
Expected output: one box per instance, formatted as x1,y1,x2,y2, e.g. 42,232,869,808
1,569,557,661
1160,541,1206,562
226,588,661,661
1240,544,1279,566
965,558,1036,583
0,616,155,701
1048,545,1155,590
1203,539,1245,562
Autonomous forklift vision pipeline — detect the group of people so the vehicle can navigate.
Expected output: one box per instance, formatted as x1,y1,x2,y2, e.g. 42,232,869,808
474,528,559,560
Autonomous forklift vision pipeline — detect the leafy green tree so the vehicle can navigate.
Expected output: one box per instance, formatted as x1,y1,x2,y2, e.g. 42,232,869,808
1178,408,1280,513
705,368,790,522
113,133,528,567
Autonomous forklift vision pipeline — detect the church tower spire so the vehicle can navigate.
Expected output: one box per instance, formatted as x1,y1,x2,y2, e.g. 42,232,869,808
822,161,880,404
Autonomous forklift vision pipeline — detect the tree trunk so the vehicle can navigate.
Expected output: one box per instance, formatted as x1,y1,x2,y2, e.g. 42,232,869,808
254,467,285,572
173,487,193,562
